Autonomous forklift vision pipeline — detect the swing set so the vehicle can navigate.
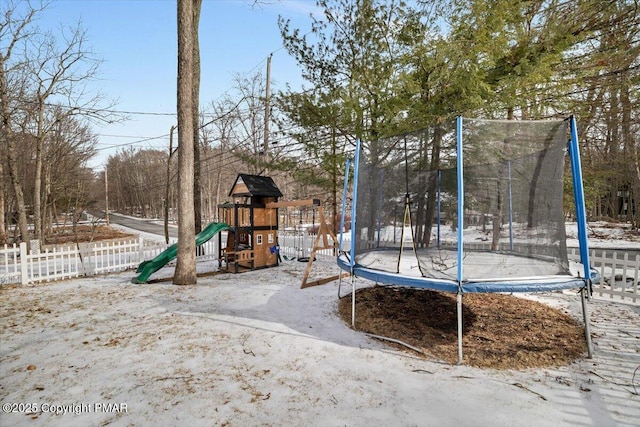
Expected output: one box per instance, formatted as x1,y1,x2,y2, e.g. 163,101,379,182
265,199,348,288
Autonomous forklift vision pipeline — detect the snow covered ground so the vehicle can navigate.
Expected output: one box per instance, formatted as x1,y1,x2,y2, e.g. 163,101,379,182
1,256,639,427
566,221,640,250
1,219,639,426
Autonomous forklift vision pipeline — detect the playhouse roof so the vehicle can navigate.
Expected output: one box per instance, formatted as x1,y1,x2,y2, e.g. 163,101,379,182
229,174,283,198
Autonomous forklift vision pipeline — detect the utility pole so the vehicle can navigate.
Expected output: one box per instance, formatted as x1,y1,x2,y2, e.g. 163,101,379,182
263,53,272,172
165,125,176,244
104,167,110,226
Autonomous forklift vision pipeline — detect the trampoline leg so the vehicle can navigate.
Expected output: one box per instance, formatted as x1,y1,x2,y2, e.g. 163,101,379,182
457,293,463,364
581,287,594,359
351,276,356,328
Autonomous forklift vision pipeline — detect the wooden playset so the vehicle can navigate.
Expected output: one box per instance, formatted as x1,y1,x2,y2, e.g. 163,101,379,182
217,174,282,273
218,174,345,288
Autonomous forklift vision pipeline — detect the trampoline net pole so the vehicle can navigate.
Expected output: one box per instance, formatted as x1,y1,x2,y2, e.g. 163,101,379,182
457,291,463,364
350,141,361,329
456,116,464,284
338,158,351,253
581,287,594,358
569,116,592,284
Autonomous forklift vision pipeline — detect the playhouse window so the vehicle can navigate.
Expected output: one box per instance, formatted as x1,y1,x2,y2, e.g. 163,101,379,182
257,234,263,245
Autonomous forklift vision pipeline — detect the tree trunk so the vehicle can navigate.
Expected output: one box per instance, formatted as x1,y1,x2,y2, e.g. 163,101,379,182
42,164,51,239
492,109,515,251
34,102,45,243
0,161,6,244
5,136,30,246
174,0,198,285
423,125,443,248
192,0,202,235
1,61,29,245
214,139,224,221
620,72,639,229
0,11,32,247
330,126,338,234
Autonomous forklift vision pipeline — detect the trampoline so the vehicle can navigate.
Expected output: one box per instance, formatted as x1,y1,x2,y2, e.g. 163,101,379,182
337,116,598,363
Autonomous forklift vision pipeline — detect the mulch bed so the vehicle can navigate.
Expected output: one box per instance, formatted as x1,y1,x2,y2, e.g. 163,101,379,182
338,286,587,369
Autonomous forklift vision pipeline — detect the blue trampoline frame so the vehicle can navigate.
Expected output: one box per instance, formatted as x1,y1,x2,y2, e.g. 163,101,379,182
337,116,595,363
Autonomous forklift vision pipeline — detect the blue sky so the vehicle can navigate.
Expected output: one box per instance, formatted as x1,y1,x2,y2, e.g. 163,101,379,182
38,0,321,169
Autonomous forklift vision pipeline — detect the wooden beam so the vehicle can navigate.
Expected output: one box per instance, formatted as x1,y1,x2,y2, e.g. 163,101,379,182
265,199,320,208
301,272,350,289
300,206,344,289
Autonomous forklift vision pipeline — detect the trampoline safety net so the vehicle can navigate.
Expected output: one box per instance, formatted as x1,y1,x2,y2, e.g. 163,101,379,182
351,118,577,287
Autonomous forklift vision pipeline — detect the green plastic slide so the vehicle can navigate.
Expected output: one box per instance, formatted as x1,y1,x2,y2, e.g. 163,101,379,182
132,221,229,283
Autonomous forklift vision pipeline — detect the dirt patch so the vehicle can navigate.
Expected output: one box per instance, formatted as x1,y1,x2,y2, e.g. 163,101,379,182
338,286,586,369
45,225,135,245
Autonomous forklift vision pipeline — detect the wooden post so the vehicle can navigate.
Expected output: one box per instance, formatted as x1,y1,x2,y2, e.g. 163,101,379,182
20,242,28,285
300,207,349,288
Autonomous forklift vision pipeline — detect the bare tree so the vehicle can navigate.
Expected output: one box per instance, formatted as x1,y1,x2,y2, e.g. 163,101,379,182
2,0,120,245
44,108,97,233
25,20,116,243
105,148,166,217
174,0,201,285
205,96,243,215
233,72,268,174
1,0,41,245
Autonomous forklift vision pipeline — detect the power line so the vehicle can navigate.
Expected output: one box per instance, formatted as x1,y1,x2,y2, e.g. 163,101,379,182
94,133,171,152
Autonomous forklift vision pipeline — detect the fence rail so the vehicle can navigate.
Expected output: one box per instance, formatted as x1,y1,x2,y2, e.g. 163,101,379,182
1,234,638,303
276,231,337,261
569,248,639,303
0,237,217,286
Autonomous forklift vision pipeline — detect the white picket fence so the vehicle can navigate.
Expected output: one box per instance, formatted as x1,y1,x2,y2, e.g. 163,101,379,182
1,233,638,304
0,237,218,286
276,231,338,261
569,248,639,303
